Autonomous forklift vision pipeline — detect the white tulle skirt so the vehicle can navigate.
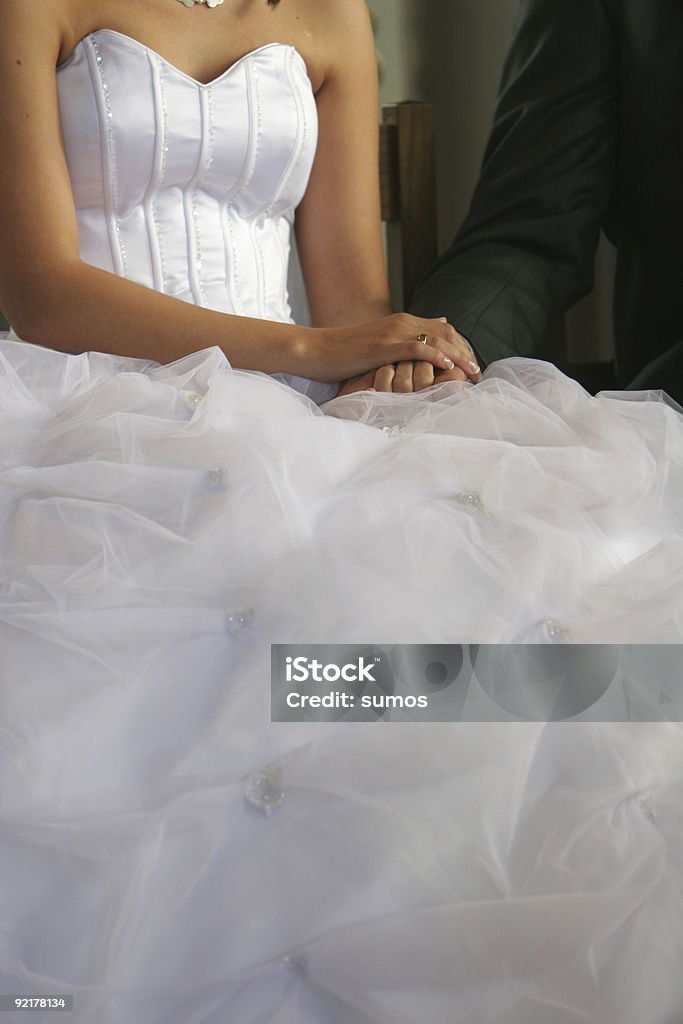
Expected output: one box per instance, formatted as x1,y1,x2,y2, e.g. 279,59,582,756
2,333,683,1023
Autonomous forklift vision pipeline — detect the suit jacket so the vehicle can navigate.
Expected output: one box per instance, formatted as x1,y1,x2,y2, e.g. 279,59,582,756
410,0,683,387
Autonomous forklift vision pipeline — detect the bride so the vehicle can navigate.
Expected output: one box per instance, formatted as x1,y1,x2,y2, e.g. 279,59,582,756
1,0,683,1022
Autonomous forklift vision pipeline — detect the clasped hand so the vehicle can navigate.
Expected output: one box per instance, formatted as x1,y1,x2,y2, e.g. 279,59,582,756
329,313,480,397
338,359,474,396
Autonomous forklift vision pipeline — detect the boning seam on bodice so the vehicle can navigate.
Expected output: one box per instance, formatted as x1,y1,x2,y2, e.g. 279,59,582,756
258,47,310,319
85,37,127,278
219,60,261,316
252,48,308,224
250,61,268,318
238,47,308,320
184,88,214,308
273,216,292,322
143,54,168,293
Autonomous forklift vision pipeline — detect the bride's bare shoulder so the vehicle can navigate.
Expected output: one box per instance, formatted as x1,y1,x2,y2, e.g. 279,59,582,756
299,0,374,45
294,0,376,85
0,0,80,64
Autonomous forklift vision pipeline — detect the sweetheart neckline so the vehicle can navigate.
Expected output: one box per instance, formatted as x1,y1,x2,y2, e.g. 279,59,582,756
57,30,311,91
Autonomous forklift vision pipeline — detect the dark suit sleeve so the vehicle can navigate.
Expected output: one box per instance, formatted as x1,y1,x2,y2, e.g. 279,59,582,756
410,0,618,367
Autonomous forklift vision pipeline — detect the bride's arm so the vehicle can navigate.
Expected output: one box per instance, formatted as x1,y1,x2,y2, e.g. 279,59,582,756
0,0,470,382
295,0,479,393
293,0,391,329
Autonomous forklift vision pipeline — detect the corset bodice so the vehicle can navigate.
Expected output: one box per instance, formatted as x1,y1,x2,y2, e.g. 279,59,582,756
56,31,318,323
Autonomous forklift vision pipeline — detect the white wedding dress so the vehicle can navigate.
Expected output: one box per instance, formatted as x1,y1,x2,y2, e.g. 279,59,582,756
2,31,683,1024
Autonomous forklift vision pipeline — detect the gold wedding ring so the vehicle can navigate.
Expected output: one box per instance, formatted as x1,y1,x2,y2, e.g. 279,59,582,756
417,333,429,345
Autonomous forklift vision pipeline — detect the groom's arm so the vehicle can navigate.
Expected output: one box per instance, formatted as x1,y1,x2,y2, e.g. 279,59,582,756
410,0,618,368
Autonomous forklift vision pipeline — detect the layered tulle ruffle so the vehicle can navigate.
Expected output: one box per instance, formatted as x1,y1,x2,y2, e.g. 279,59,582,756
2,335,683,1023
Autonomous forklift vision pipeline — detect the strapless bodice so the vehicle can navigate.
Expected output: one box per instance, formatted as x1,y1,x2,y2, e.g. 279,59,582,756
56,31,318,323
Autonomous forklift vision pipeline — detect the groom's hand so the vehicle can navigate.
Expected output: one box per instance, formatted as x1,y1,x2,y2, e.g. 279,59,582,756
371,361,471,392
336,361,472,396
432,365,470,385
336,370,377,396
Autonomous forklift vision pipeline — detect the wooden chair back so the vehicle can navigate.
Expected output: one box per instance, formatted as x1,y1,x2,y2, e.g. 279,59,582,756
380,101,439,309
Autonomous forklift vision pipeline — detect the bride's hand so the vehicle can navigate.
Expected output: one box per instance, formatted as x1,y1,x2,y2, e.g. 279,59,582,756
369,329,481,392
300,313,481,383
